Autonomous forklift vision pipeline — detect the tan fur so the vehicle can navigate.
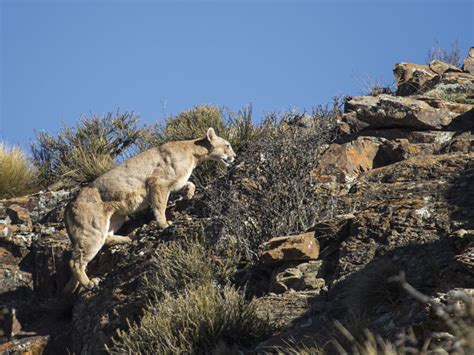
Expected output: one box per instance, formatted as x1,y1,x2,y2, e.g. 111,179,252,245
63,128,236,293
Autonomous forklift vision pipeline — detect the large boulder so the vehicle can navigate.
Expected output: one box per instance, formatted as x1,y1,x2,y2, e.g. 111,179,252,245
310,136,433,183
312,137,382,183
345,94,467,130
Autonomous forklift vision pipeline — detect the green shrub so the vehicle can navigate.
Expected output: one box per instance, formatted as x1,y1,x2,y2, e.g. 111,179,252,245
31,111,145,187
108,282,273,354
0,143,37,199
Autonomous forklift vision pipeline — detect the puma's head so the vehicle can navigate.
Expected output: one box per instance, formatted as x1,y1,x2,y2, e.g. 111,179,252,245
206,127,236,167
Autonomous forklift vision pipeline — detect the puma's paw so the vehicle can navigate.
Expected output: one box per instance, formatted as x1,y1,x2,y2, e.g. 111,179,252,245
86,278,101,289
158,221,172,229
183,183,196,200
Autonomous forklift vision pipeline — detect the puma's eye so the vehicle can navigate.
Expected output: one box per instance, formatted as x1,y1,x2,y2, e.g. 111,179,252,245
226,144,230,148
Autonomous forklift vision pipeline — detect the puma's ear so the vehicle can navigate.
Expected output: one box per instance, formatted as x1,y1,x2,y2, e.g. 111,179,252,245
206,127,217,141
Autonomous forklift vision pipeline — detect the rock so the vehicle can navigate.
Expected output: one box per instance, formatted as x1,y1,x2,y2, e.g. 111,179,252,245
313,134,448,183
337,111,370,137
393,62,438,96
454,237,474,274
269,261,326,294
269,265,303,293
0,335,49,354
0,239,32,295
312,137,385,183
463,57,474,74
30,233,71,299
343,127,458,145
260,232,319,265
464,47,474,74
415,97,473,114
346,94,462,130
429,60,461,75
370,87,392,96
0,307,21,341
5,205,31,226
439,132,474,153
0,189,74,225
254,292,320,330
434,71,474,95
0,224,16,238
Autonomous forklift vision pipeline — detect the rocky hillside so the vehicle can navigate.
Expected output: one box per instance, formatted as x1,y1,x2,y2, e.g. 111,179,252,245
1,50,473,354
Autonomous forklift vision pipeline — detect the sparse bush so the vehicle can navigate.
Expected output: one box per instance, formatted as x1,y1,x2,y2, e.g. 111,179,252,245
0,143,37,199
108,282,273,354
31,111,144,187
140,104,262,188
205,98,342,261
426,40,463,67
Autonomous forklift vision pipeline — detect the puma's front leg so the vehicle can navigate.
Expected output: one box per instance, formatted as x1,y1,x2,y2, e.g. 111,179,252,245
182,181,196,200
147,176,171,229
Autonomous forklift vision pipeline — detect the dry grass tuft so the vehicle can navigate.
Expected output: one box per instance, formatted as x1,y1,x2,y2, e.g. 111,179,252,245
0,143,37,199
148,239,216,295
31,111,144,187
108,282,273,354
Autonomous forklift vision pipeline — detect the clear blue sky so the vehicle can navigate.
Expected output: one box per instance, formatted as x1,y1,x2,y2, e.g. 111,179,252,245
1,0,473,147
